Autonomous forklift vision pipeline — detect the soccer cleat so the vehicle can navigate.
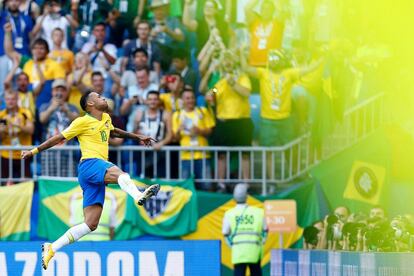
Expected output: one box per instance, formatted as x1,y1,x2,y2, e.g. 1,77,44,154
137,184,160,206
41,243,55,270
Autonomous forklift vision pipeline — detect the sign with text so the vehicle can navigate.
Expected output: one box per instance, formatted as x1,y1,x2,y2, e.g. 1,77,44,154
0,240,220,276
264,200,297,233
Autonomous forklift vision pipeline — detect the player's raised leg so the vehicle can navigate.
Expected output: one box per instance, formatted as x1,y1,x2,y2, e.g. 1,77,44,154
105,166,160,205
42,204,102,269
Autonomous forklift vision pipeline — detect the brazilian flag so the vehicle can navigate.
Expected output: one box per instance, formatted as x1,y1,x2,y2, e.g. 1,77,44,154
120,178,198,238
310,128,391,212
37,178,198,240
0,181,33,241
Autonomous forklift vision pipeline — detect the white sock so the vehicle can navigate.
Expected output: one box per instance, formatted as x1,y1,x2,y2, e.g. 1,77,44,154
51,223,91,252
118,173,142,201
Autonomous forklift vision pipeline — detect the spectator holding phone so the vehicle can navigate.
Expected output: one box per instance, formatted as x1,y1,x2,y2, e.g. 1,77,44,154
38,79,79,176
159,73,184,113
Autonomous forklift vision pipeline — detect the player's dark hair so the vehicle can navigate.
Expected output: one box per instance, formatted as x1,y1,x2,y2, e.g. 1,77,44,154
136,20,151,29
94,21,106,29
31,38,49,53
80,91,93,112
136,65,150,75
147,90,160,97
91,71,104,79
133,47,149,58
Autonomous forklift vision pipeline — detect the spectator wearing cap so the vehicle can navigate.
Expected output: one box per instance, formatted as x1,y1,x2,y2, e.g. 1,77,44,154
120,48,160,98
0,90,34,185
149,0,185,71
31,0,79,49
170,49,198,91
39,79,79,177
122,21,161,74
222,183,267,275
81,22,117,99
242,49,322,177
0,0,34,56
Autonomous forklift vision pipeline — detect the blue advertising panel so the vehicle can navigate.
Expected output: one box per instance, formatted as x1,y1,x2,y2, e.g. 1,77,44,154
271,249,414,276
0,240,221,276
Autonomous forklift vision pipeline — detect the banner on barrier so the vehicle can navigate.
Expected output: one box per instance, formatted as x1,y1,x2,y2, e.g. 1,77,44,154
271,249,414,276
0,240,220,276
38,178,198,240
0,181,33,241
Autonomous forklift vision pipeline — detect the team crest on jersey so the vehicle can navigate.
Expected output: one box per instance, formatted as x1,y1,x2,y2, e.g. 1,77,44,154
141,189,172,218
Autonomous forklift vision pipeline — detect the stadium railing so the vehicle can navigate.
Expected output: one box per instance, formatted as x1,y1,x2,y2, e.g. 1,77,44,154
0,93,385,194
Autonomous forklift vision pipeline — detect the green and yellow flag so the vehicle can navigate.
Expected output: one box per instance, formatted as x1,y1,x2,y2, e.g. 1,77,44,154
38,178,198,240
122,178,198,238
0,181,33,241
343,160,386,205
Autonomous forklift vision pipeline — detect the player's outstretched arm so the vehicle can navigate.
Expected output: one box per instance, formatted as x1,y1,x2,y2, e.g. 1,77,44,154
110,128,157,147
21,134,66,160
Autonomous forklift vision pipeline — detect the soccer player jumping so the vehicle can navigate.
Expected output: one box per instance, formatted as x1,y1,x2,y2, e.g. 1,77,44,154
22,91,160,270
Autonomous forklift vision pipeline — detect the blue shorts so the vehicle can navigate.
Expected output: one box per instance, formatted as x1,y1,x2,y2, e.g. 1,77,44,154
78,158,115,208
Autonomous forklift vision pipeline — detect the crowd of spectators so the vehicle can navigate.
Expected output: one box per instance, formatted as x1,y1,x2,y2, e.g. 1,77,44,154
0,0,386,189
303,206,414,252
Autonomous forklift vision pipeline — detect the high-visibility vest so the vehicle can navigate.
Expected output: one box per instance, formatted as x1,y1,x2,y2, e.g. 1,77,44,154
226,206,264,264
72,198,112,241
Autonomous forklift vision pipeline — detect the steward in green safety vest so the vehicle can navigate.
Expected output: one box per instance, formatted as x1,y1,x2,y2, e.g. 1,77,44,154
70,192,117,241
223,184,267,276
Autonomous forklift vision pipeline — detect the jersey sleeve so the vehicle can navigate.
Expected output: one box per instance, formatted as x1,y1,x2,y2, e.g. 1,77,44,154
256,68,266,79
61,117,85,140
172,111,180,134
52,61,66,79
202,107,215,128
286,68,301,83
237,74,252,90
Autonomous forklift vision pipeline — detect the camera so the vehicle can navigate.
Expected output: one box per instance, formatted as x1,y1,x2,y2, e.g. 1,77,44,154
166,75,177,83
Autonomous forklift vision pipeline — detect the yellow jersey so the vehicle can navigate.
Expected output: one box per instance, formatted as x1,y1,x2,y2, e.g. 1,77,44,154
172,107,215,160
257,68,300,120
0,107,33,159
214,74,252,120
23,58,65,83
49,49,75,75
67,70,93,114
160,93,183,113
61,113,114,161
18,91,35,116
